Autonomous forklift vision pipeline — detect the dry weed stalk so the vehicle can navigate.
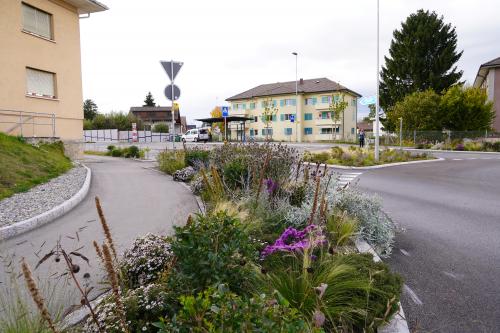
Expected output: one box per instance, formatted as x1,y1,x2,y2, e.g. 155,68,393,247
21,259,59,333
255,150,271,202
93,240,104,262
95,196,117,260
308,176,321,225
102,243,128,333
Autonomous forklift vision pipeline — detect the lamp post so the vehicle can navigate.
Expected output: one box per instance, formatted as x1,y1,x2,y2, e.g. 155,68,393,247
399,117,403,149
292,52,298,142
375,0,380,161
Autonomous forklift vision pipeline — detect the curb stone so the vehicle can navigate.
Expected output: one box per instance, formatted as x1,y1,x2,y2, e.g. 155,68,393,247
0,164,92,241
354,238,410,333
304,157,444,170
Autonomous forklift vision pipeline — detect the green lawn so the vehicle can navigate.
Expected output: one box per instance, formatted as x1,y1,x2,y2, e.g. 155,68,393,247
0,133,72,200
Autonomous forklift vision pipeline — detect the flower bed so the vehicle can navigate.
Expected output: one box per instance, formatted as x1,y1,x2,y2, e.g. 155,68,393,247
304,146,431,167
20,143,403,333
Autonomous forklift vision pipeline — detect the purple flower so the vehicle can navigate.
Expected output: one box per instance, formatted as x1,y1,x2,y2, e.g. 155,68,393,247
265,178,278,195
261,225,325,258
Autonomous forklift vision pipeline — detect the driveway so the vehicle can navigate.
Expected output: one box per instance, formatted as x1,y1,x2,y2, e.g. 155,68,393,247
0,156,198,310
356,157,500,332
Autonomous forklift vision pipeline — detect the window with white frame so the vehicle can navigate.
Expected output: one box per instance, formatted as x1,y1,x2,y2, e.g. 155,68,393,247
320,128,333,134
22,3,53,40
26,67,56,98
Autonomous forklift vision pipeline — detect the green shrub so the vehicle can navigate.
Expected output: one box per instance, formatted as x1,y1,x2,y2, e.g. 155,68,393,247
184,148,210,168
223,157,248,189
111,148,123,157
170,211,258,295
84,284,177,333
106,145,116,152
153,123,169,133
157,150,186,175
126,145,140,158
154,285,311,333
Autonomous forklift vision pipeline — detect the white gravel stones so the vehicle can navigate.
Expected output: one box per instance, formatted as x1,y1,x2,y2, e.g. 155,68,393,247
0,165,87,227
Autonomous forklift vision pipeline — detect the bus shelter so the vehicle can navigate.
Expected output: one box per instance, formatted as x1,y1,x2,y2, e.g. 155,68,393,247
195,116,252,142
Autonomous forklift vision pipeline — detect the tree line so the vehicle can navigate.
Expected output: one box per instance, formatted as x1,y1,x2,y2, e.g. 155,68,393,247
379,9,495,132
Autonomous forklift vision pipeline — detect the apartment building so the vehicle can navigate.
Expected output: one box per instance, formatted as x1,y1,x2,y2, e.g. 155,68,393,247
226,78,361,142
0,0,107,140
473,56,500,131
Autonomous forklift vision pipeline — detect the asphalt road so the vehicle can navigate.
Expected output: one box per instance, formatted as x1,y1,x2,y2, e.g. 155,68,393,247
0,156,198,313
356,155,500,332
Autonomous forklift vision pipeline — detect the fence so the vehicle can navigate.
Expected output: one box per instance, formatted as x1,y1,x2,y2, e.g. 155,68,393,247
83,129,175,143
0,109,56,137
367,130,500,147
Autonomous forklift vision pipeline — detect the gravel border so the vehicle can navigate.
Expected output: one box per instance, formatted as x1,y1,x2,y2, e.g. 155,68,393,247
0,164,91,240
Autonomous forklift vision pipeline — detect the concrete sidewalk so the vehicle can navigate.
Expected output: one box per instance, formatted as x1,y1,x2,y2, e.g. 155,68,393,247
0,155,198,308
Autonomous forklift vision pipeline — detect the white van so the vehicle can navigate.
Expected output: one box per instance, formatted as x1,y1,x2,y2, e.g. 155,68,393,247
181,127,210,142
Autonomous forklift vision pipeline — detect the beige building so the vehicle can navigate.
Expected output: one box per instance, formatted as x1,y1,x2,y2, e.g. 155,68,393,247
226,78,361,142
473,56,500,131
0,0,107,140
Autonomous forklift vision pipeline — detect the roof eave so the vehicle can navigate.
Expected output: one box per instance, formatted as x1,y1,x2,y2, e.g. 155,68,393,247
62,0,108,14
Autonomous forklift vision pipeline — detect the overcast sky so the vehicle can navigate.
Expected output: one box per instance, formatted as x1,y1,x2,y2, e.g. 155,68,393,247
80,0,500,123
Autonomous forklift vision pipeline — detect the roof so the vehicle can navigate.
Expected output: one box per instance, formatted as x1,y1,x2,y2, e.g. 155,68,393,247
226,77,362,101
473,56,500,87
62,0,108,14
130,106,172,112
195,116,253,124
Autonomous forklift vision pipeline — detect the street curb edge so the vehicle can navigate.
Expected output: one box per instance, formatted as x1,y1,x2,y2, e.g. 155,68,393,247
0,164,92,241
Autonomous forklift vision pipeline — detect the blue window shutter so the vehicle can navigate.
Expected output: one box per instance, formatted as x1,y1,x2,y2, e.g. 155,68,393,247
280,114,284,121
292,99,296,106
261,101,265,108
272,115,277,121
280,99,284,107
312,97,317,105
243,104,246,110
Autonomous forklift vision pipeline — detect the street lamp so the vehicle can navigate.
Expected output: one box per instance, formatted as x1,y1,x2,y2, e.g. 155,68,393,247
375,0,380,161
292,52,298,142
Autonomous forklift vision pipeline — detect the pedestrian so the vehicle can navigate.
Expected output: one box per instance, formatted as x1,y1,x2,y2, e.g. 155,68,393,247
359,129,365,148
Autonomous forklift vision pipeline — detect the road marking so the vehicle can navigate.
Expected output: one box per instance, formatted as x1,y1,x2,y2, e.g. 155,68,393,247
403,284,423,306
469,158,477,160
442,271,464,280
399,248,411,256
452,158,463,161
336,172,363,187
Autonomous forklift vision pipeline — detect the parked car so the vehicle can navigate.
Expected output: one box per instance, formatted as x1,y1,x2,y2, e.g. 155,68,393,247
181,127,211,142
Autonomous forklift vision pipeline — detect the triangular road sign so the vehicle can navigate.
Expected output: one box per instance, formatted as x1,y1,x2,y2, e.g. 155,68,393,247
160,61,183,81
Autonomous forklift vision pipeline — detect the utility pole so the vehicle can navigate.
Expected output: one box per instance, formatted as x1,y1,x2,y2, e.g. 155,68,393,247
399,117,403,149
292,52,298,142
375,0,380,161
171,60,175,149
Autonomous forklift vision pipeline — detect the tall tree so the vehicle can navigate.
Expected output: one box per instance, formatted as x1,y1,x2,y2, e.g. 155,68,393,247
143,92,156,107
380,9,463,127
328,93,348,140
210,106,224,134
83,99,98,120
363,104,376,122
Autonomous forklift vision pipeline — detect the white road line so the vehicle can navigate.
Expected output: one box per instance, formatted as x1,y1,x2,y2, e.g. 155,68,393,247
469,158,477,160
403,284,423,306
452,158,463,161
399,248,411,256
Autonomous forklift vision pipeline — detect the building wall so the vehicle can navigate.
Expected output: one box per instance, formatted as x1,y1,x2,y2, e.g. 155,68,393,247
0,0,83,140
494,69,500,131
229,92,358,142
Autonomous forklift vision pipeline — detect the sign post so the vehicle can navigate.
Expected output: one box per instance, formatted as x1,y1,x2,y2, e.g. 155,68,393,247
221,106,229,142
160,60,183,148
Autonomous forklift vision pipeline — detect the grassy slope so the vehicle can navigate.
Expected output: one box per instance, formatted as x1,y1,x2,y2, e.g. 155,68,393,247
0,133,72,200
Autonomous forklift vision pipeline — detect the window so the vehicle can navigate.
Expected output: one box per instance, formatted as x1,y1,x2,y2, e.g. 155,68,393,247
351,128,355,134
262,128,273,136
320,128,333,134
321,96,332,104
352,99,357,106
250,129,254,136
304,127,313,135
26,67,56,98
280,99,296,107
249,102,256,110
305,97,317,105
304,113,313,121
284,128,293,135
321,111,331,119
22,3,53,40
254,116,258,122
232,103,246,110
262,100,277,108
280,113,296,121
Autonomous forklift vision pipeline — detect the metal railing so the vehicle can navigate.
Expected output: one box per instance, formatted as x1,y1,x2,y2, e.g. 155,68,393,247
0,109,56,137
